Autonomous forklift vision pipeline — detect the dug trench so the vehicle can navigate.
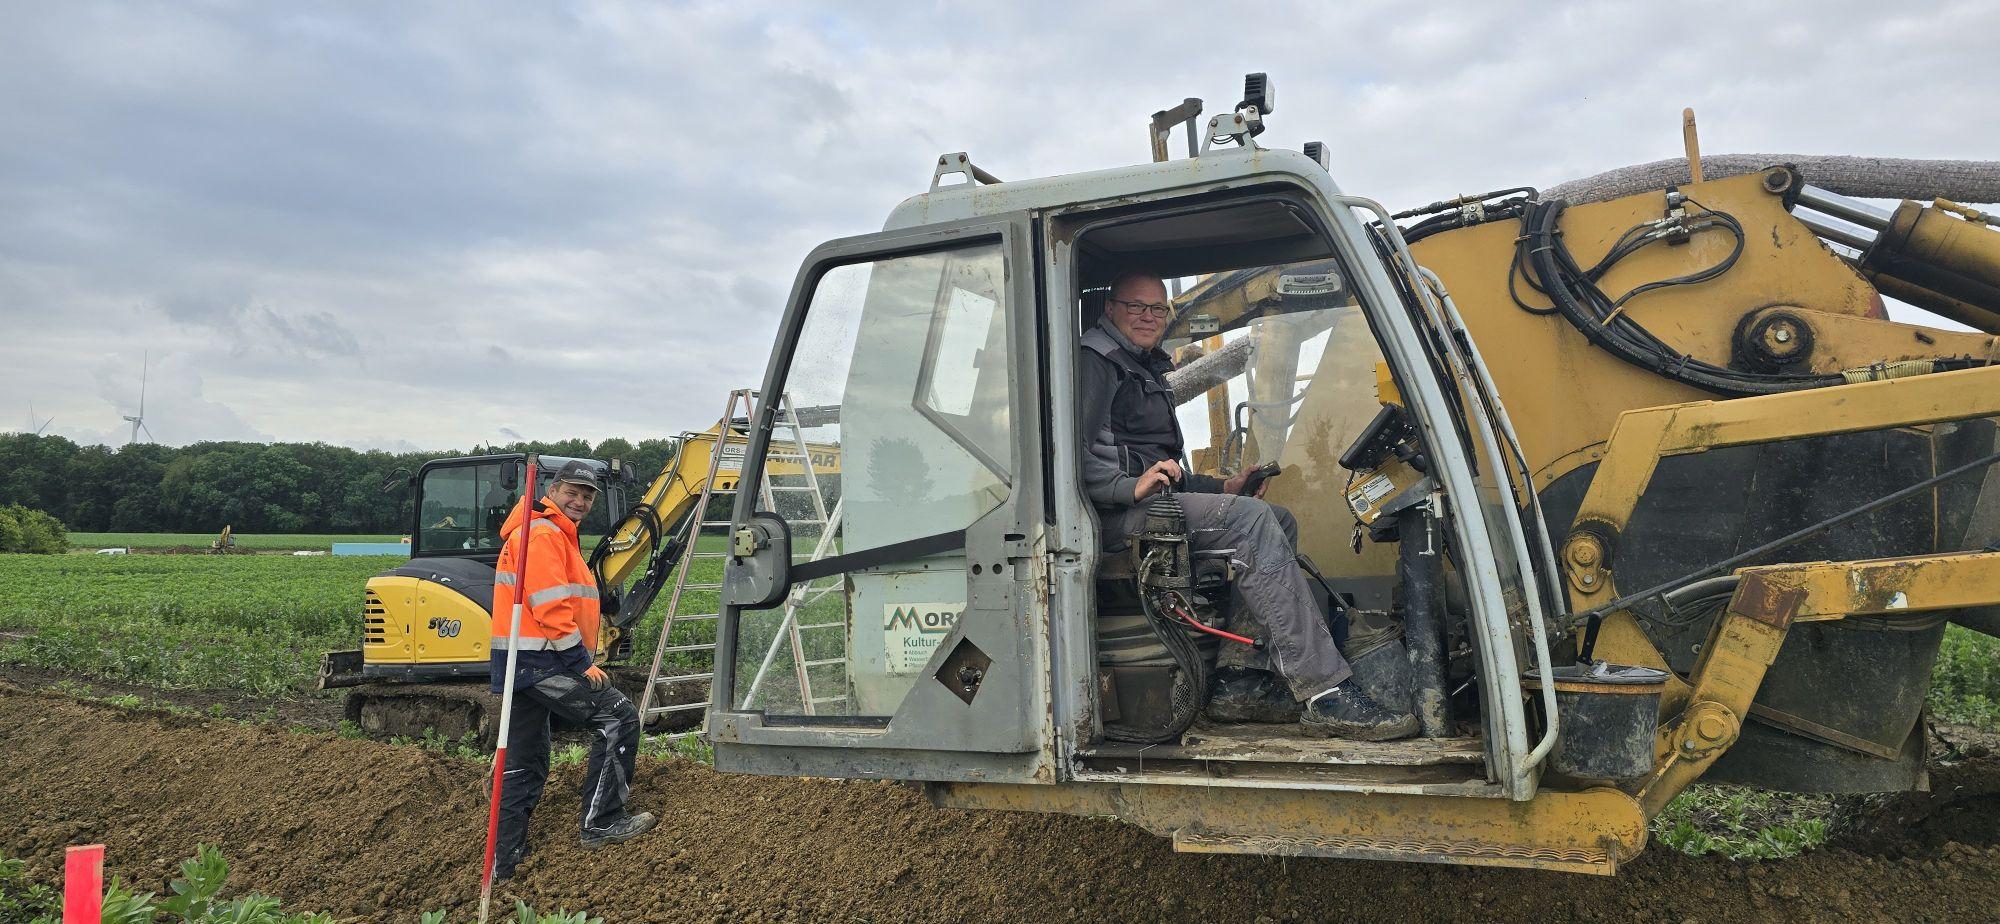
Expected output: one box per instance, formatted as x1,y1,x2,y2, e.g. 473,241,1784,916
3,687,1998,924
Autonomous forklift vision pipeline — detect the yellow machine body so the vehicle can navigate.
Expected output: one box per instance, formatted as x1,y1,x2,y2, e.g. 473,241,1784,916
359,574,491,676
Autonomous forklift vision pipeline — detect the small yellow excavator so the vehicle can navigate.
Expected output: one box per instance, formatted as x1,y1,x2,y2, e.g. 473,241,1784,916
317,416,839,744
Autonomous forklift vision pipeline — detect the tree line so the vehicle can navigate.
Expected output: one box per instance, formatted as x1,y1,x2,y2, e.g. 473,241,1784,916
0,433,679,535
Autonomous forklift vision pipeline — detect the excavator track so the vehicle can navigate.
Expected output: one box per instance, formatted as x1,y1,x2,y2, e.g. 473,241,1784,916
341,665,696,750
343,681,499,748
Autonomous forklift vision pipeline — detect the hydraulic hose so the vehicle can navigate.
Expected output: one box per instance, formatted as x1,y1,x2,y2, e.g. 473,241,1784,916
1520,199,1847,397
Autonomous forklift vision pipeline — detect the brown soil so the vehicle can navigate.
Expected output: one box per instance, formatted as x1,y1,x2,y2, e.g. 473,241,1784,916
4,687,1999,924
0,663,347,730
135,544,254,554
1832,723,2000,858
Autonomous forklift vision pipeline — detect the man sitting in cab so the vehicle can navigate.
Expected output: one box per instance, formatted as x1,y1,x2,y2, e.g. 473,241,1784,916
1078,271,1418,741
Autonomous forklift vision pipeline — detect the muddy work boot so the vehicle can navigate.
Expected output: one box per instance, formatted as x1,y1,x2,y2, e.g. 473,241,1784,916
492,843,526,883
581,811,658,848
1300,683,1419,741
1206,667,1303,723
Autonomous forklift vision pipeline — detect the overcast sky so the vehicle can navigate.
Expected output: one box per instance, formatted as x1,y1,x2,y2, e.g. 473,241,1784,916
3,1,1994,451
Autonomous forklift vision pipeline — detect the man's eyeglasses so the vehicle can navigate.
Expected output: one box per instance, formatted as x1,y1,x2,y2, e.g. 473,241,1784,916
1110,297,1173,319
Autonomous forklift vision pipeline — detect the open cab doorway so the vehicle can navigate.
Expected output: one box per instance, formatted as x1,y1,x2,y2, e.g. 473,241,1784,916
1056,188,1518,797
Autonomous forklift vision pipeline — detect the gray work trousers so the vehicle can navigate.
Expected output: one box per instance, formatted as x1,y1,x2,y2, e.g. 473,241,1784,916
1116,492,1353,700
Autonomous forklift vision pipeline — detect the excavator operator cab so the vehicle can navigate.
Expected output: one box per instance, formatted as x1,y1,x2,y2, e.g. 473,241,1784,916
705,75,1630,872
713,109,1555,769
702,74,2000,874
410,454,632,559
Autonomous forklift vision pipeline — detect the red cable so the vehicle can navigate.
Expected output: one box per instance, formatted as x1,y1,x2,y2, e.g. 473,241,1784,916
1166,595,1259,647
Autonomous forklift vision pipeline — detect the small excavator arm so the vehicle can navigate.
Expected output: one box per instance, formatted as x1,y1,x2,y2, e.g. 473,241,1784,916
586,423,842,660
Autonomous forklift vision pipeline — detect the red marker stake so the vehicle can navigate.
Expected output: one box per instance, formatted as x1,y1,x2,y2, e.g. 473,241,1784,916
63,844,103,924
480,455,538,923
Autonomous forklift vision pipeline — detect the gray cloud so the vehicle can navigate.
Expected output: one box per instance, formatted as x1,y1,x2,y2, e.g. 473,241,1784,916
158,292,361,360
3,0,1996,450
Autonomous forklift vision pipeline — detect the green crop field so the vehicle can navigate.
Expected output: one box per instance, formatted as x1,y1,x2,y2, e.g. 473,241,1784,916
0,553,397,695
70,532,403,551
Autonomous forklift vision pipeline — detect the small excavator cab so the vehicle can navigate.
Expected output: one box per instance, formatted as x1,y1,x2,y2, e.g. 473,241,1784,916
411,454,628,559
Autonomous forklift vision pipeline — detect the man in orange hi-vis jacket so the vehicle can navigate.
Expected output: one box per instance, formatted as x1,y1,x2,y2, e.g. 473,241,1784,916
489,460,655,882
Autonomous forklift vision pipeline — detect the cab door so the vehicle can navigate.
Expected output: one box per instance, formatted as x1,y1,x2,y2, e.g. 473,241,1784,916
709,215,1053,784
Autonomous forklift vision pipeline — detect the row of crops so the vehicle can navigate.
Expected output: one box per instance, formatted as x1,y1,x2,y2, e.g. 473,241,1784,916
0,541,721,699
0,554,395,695
68,532,402,551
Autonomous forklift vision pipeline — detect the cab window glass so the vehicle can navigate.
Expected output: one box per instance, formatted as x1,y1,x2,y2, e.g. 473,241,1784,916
733,238,1015,718
418,463,513,553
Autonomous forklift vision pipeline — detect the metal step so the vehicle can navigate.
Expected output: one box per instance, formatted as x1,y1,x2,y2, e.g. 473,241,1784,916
652,671,714,685
1170,830,1617,876
642,701,711,717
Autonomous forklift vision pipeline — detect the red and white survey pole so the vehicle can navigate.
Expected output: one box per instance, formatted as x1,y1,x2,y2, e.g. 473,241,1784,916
479,454,538,923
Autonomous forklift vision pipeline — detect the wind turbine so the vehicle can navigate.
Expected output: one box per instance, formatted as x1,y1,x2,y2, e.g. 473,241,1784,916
26,401,52,435
122,352,154,444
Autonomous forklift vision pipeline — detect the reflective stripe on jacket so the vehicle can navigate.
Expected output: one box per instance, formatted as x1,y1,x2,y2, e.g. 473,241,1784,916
489,497,600,689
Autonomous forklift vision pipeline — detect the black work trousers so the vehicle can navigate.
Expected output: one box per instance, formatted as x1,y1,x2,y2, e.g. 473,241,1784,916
494,670,641,865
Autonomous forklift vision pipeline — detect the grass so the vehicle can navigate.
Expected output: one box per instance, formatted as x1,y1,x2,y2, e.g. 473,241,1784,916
1930,624,2000,728
0,553,395,695
70,532,403,551
1644,625,2000,859
1653,785,1833,859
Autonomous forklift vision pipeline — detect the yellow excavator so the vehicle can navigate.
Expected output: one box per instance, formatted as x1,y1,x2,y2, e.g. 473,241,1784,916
696,75,2000,873
318,417,839,744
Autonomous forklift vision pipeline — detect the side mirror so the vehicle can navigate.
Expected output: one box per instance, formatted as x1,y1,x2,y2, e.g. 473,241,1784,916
724,512,792,610
380,467,412,495
502,464,519,491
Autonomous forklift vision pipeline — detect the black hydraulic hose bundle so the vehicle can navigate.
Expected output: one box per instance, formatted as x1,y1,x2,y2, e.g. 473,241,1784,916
589,502,673,632
1107,491,1212,744
1515,198,1849,397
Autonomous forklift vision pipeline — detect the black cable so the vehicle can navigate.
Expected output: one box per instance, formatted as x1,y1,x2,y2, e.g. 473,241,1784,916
589,502,663,615
1507,244,1560,316
1520,199,1847,397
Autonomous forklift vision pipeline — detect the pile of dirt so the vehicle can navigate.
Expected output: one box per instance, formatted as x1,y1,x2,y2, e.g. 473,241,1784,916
3,688,1997,923
1832,724,2000,858
133,543,253,554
